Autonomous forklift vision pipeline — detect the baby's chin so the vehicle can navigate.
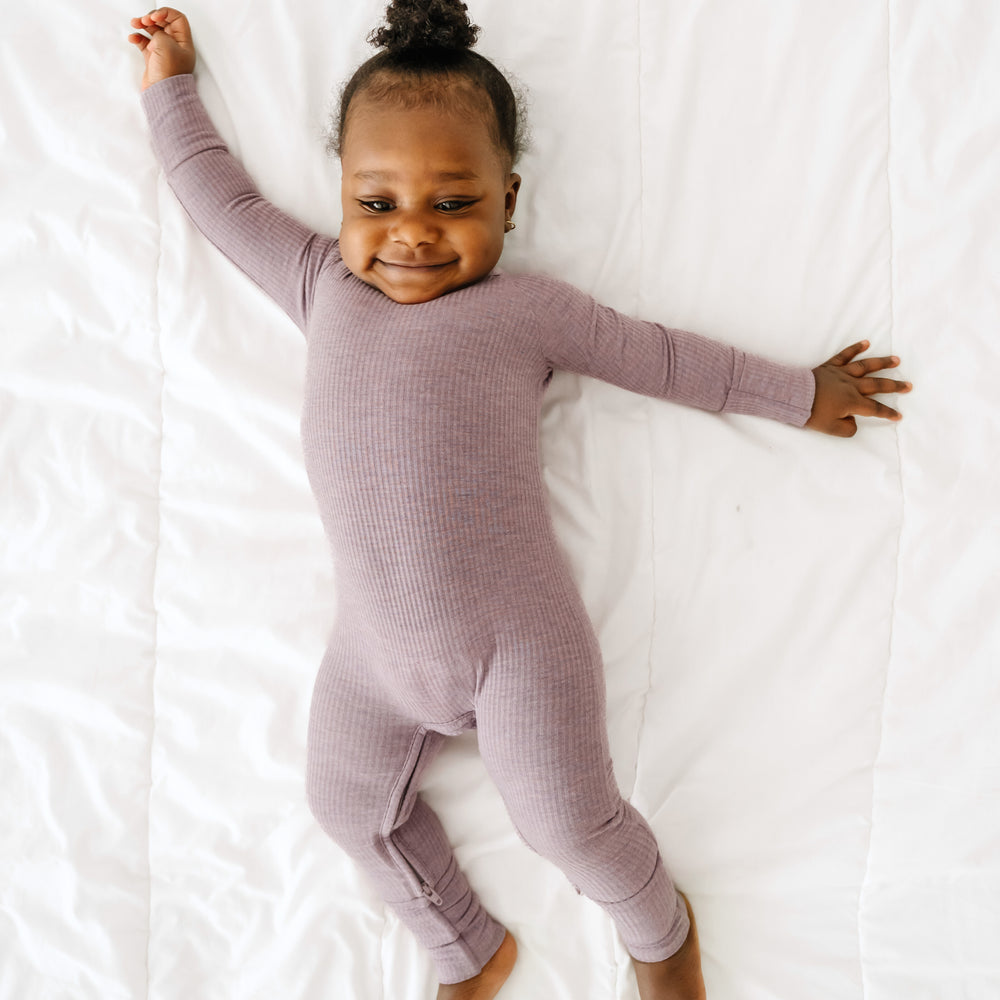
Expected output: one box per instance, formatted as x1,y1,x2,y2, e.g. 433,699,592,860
372,283,449,305
353,262,490,305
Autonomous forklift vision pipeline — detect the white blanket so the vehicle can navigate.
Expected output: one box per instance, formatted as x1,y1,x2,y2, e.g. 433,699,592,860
3,1,998,997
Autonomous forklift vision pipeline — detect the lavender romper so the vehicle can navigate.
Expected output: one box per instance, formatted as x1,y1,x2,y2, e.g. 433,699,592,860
142,75,815,985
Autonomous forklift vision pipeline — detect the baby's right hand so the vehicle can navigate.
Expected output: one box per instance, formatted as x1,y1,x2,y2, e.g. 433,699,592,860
128,8,196,91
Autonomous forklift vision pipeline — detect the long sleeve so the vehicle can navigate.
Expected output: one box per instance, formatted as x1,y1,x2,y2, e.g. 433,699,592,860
140,74,338,332
532,276,815,426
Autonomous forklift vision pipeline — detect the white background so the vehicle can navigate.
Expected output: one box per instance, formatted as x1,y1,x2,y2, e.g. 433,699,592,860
2,1,998,997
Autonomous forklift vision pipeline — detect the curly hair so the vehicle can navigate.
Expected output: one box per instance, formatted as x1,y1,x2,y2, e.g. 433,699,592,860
369,0,480,51
328,0,528,169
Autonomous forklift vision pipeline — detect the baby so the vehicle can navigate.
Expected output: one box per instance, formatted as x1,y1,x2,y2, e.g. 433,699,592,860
129,3,911,998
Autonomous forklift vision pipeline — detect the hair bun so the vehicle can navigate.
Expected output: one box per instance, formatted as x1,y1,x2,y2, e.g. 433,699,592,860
369,0,480,53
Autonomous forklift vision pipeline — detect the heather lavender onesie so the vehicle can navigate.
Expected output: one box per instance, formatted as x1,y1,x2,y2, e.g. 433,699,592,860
142,75,815,984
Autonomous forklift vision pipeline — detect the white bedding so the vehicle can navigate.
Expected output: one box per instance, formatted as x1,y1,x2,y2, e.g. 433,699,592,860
3,1,999,998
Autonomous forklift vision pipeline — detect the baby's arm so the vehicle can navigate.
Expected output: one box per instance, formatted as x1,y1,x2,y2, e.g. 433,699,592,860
128,9,335,331
534,279,817,426
533,277,910,434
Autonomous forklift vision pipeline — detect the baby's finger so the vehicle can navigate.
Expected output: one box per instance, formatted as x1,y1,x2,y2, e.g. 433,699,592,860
845,354,901,377
827,340,870,367
862,397,902,421
859,376,912,396
127,32,151,49
149,8,187,27
133,14,163,32
147,8,193,47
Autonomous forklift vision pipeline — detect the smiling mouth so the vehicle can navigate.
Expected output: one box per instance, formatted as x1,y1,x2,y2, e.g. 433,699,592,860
376,259,457,270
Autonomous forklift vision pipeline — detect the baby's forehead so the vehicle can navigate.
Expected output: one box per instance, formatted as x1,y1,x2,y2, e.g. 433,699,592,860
342,101,507,176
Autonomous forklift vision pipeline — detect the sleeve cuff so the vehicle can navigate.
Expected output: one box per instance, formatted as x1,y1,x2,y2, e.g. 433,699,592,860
139,72,198,117
724,353,816,426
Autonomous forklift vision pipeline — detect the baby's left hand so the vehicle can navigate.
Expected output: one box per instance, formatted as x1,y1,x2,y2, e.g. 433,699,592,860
806,340,912,437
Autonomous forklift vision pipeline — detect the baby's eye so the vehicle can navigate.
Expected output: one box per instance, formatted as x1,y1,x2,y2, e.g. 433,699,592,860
359,199,394,213
436,200,475,213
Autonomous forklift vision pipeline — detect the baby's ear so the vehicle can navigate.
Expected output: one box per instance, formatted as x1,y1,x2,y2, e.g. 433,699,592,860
505,173,521,213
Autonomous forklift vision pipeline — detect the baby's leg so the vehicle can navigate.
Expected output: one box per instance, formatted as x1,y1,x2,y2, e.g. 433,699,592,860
632,894,706,1000
306,639,507,987
476,621,701,988
436,931,517,1000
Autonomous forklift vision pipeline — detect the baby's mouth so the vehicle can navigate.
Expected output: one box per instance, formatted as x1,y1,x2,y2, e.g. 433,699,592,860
377,258,456,270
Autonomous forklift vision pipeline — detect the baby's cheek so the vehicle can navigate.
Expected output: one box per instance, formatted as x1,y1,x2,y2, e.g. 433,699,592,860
481,234,506,273
464,222,502,269
336,226,367,277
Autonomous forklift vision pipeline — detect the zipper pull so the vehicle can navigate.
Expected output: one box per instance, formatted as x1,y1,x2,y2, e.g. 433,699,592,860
421,882,444,906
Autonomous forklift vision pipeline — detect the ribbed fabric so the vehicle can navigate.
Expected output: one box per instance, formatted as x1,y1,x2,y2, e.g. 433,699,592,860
142,73,815,983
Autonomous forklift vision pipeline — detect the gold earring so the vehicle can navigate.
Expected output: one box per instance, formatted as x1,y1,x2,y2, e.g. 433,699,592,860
504,219,516,232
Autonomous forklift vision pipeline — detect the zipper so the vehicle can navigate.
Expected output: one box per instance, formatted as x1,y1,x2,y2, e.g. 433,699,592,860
382,727,446,908
420,881,444,906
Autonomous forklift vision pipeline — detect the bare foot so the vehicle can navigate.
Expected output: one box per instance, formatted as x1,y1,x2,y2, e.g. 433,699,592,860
631,893,706,1000
436,931,517,1000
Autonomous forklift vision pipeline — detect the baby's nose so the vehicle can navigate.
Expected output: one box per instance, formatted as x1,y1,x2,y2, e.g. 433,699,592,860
390,210,441,248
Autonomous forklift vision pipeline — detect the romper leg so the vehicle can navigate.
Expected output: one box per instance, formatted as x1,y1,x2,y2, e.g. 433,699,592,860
306,640,507,984
476,622,690,962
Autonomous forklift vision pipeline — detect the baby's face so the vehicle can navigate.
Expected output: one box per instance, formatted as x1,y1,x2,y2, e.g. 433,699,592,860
338,98,520,304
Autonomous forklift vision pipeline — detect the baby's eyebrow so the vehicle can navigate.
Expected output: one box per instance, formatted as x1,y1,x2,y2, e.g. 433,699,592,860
353,169,480,182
